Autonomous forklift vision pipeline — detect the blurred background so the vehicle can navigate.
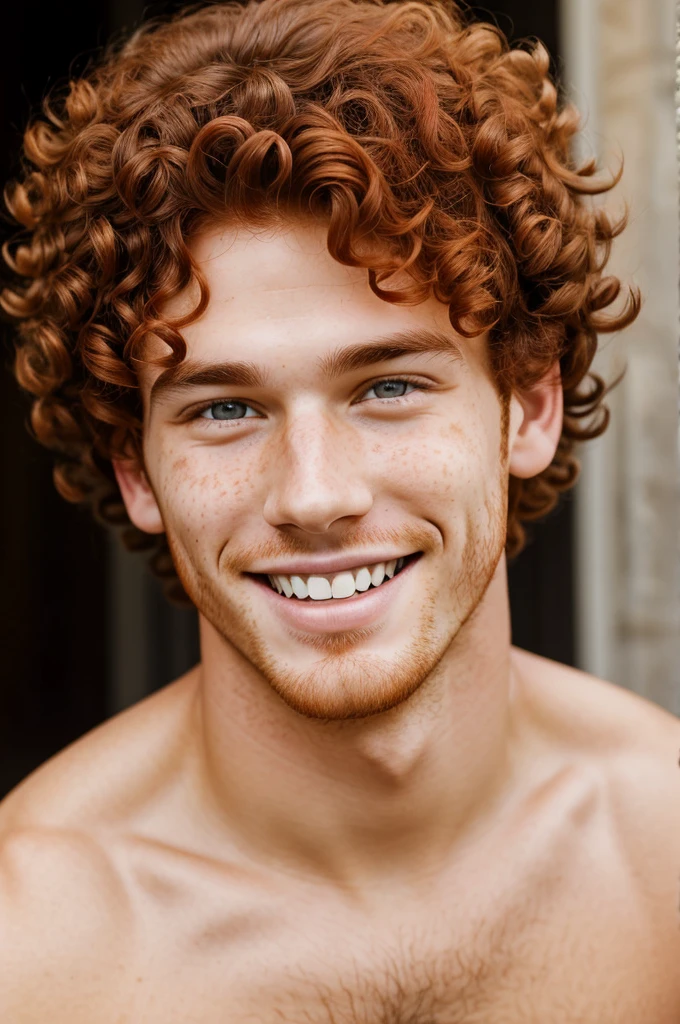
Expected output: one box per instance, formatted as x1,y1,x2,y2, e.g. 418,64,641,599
0,0,678,798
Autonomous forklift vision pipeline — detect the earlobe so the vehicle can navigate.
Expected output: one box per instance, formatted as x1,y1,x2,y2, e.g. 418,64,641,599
507,363,563,480
112,459,165,535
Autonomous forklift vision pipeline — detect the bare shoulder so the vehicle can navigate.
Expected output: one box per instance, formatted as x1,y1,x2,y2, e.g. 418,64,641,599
513,646,680,880
512,645,680,765
0,673,198,1022
512,645,680,1007
0,825,133,1023
0,670,198,836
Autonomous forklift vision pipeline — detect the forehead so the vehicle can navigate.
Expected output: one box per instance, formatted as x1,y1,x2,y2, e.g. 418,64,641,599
191,217,363,304
150,217,489,377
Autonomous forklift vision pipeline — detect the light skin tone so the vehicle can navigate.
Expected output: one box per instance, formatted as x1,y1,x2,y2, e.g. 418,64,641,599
112,216,562,889
2,216,679,1022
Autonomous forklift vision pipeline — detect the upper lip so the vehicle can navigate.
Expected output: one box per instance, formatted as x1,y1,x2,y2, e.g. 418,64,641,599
246,551,418,576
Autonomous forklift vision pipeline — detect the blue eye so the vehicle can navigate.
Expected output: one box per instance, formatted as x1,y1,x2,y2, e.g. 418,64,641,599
365,379,417,400
200,401,257,420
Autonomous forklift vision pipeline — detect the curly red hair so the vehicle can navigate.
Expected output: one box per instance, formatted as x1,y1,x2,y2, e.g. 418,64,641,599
1,0,639,604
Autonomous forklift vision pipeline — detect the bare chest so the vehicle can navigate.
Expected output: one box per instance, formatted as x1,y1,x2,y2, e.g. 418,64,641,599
116,918,675,1024
105,765,680,1024
112,855,679,1024
180,930,667,1024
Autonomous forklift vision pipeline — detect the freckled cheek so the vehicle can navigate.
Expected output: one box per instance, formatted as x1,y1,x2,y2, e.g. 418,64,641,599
376,427,489,506
157,448,262,532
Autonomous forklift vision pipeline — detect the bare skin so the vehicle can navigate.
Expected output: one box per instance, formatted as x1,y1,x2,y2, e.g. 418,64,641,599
1,219,679,1023
1,650,679,1023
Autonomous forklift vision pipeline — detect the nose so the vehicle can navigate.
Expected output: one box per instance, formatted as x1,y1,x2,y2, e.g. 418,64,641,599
262,408,373,533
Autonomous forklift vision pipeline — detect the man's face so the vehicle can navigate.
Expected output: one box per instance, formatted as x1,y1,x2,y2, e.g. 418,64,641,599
137,218,512,721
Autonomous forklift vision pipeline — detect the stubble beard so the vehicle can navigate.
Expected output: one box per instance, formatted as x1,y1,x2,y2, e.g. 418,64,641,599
165,480,508,723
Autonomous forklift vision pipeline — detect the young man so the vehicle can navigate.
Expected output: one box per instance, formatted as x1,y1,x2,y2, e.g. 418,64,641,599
1,0,678,1020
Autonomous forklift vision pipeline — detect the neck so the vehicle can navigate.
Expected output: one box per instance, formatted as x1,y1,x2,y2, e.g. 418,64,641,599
191,561,525,892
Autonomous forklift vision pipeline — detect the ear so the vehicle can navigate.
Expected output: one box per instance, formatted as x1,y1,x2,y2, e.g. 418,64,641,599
507,362,563,479
112,459,165,535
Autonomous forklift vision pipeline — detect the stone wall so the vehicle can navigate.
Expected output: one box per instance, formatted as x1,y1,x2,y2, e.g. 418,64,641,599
562,0,680,713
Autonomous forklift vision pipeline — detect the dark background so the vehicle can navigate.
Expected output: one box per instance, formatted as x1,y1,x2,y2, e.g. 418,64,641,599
0,0,570,798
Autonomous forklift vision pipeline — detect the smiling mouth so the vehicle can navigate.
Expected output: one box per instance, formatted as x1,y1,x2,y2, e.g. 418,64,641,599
247,552,422,601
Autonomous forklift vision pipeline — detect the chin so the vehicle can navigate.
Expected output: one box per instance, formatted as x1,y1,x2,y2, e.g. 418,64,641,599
166,511,505,722
234,602,448,721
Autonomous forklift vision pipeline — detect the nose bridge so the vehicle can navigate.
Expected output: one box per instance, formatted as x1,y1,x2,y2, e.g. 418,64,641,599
263,402,372,530
289,402,335,461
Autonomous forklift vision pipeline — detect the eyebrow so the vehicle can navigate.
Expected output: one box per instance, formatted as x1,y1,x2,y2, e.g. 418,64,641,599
149,328,464,407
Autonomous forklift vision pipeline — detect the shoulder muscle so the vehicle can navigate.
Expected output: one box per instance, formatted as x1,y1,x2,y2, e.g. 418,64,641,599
0,827,131,1023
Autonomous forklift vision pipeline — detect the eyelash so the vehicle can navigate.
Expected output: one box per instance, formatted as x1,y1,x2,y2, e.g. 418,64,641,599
187,377,433,426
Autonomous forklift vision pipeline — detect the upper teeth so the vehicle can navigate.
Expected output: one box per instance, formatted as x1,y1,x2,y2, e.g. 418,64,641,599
268,558,406,600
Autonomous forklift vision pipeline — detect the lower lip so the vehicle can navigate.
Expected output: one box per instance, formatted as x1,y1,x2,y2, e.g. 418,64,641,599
247,555,422,635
